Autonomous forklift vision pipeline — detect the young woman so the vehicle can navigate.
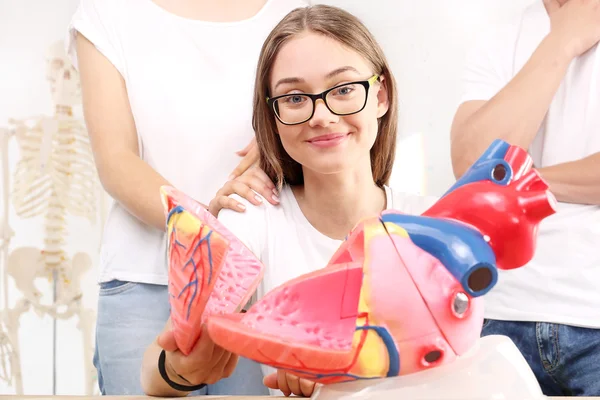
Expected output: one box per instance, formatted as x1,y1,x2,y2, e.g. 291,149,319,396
68,0,305,395
142,4,436,397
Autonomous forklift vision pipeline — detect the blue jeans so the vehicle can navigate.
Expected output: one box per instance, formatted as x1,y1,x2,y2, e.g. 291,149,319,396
93,280,268,395
482,319,600,396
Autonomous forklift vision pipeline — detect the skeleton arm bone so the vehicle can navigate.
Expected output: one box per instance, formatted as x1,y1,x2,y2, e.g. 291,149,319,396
75,33,187,231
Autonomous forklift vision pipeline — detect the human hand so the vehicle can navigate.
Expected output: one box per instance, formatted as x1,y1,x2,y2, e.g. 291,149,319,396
263,370,317,397
229,137,260,180
157,324,238,386
209,166,279,216
544,0,600,59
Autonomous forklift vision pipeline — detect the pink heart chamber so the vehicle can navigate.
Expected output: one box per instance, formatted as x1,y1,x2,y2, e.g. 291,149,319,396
207,218,484,383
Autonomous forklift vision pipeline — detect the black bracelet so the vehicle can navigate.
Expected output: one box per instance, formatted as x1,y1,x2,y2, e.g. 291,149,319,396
158,349,207,392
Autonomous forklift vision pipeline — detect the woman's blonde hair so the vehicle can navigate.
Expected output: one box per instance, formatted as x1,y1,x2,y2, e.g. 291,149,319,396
252,5,398,189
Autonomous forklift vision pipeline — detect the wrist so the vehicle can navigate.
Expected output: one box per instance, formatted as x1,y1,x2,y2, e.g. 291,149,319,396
544,31,578,62
164,354,192,387
158,350,207,392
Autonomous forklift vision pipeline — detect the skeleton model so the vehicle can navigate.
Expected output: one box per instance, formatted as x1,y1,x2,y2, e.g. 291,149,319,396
0,127,22,394
0,40,104,395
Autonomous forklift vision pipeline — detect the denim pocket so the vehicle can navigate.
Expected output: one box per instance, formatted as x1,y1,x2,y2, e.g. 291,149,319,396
98,279,138,296
482,318,493,330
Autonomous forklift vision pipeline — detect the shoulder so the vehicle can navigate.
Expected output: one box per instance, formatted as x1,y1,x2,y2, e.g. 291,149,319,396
386,187,438,215
217,190,291,258
463,0,542,68
67,0,145,74
217,186,297,238
458,14,524,102
219,193,270,225
218,194,267,259
464,0,548,61
465,20,520,66
69,0,125,28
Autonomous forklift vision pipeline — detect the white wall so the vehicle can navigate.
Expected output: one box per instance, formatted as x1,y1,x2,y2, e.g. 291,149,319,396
0,0,536,395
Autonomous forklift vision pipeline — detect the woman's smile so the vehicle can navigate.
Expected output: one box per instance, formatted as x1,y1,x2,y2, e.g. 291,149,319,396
306,132,350,148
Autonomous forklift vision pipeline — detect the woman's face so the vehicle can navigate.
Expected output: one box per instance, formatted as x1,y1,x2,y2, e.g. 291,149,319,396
268,31,389,178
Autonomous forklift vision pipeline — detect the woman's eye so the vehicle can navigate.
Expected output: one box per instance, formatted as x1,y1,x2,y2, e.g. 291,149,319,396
334,85,354,96
285,95,305,104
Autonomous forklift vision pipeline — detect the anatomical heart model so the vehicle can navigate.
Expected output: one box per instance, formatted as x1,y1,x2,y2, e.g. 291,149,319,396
160,186,264,355
0,40,101,394
163,140,556,399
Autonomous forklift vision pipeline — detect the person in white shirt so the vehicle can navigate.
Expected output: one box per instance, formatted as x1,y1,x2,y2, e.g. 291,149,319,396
142,4,437,397
450,0,600,395
67,0,307,395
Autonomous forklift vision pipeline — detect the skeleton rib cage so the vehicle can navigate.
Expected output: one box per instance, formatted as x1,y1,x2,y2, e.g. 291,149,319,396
11,116,97,220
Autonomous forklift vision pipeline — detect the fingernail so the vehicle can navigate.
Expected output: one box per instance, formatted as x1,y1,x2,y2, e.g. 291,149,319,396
254,195,263,203
237,203,246,210
271,194,279,203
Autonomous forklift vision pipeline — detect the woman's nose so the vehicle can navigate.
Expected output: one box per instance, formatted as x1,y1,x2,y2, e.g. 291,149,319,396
309,99,338,128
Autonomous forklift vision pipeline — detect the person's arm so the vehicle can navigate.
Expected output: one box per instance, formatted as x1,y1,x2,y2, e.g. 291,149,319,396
451,0,600,179
537,152,600,205
76,32,193,231
141,319,192,397
450,34,572,178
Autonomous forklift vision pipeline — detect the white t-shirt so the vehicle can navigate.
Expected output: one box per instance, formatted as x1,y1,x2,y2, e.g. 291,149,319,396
218,184,437,391
66,0,307,285
460,0,600,328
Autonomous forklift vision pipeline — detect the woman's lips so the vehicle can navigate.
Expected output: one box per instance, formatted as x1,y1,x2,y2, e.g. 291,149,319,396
307,133,349,148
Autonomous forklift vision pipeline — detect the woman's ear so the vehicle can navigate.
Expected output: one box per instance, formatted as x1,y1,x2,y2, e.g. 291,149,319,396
376,75,390,119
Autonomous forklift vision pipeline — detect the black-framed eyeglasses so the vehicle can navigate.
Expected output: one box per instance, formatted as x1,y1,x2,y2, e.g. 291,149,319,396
266,74,380,126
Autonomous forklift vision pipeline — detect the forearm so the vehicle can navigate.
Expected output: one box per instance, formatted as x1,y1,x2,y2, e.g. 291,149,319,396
97,151,187,231
538,152,600,205
141,340,189,397
451,33,573,178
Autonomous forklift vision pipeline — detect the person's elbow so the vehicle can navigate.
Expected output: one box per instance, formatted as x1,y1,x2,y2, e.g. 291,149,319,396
92,147,137,199
139,363,156,397
139,368,162,397
450,123,477,180
449,101,488,180
139,346,182,398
